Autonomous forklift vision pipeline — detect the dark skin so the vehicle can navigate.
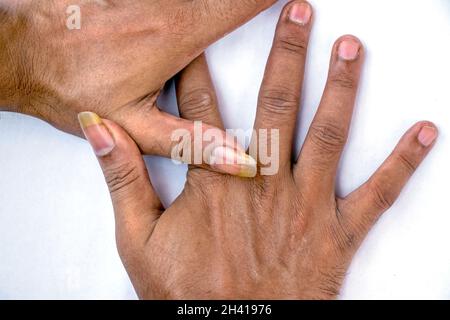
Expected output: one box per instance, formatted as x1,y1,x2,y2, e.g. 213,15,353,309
0,0,276,174
79,1,438,299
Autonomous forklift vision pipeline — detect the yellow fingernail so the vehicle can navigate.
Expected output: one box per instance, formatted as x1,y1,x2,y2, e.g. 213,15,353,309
78,111,103,128
238,153,258,178
209,146,257,178
78,112,115,157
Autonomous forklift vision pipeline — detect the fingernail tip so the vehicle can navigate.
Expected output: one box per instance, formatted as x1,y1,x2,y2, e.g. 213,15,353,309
238,167,258,178
238,155,258,178
78,111,102,128
95,145,115,157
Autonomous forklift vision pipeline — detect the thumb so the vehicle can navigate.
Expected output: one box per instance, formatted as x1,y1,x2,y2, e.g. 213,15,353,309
117,108,258,178
78,112,163,250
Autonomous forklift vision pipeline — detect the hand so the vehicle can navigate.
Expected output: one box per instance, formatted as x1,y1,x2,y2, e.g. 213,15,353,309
0,0,275,174
80,1,438,299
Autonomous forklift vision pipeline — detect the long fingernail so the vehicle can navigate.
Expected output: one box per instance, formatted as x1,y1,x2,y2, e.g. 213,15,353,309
209,146,257,178
78,112,115,157
338,38,360,61
418,126,438,147
289,2,312,26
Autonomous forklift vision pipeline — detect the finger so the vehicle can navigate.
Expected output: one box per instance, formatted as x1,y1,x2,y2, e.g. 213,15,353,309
77,112,163,248
116,107,257,178
253,0,313,169
176,54,223,129
338,122,438,239
295,35,364,191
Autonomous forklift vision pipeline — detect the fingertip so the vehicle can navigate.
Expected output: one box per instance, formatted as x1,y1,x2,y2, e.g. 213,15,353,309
324,35,364,92
388,121,438,174
401,121,438,149
78,112,116,157
416,121,439,148
413,120,438,131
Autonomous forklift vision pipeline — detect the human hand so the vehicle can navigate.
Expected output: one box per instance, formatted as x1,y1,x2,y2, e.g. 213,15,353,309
0,0,275,174
79,1,438,299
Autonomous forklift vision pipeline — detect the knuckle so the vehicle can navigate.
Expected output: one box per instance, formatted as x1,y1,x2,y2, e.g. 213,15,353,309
328,71,357,90
395,152,418,175
309,122,347,153
104,163,140,195
185,169,230,205
187,168,223,186
275,34,308,57
259,88,299,117
179,88,215,119
369,180,395,211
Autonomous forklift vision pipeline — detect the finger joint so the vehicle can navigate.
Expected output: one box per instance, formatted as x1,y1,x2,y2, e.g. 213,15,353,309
328,71,357,90
369,180,395,212
275,35,307,57
104,163,140,195
309,122,347,153
179,88,215,119
259,88,299,117
395,152,418,175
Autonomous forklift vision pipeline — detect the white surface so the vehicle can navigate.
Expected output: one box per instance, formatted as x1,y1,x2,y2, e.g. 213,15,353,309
1,0,449,299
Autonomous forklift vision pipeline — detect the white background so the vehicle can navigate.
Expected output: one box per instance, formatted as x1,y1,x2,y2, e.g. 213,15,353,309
0,0,449,299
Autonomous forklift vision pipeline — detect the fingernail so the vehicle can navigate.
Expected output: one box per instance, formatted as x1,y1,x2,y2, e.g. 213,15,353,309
289,2,312,26
209,146,257,178
338,38,360,61
78,112,115,157
418,126,438,147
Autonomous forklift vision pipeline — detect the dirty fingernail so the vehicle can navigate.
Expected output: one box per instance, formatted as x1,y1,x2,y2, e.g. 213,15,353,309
78,112,115,157
209,146,257,178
